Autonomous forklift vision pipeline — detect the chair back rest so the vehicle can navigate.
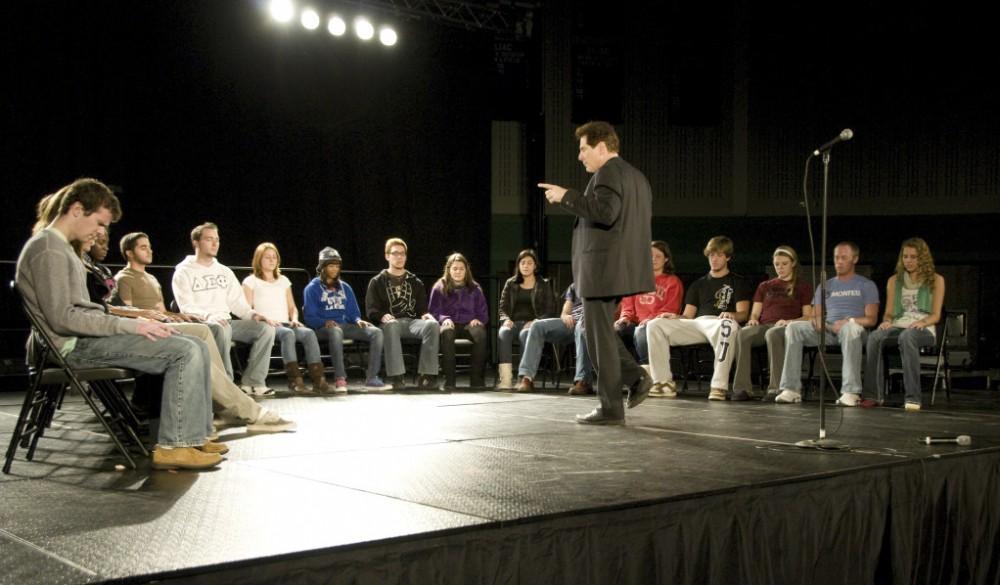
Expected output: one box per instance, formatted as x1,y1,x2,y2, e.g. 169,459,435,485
10,280,76,375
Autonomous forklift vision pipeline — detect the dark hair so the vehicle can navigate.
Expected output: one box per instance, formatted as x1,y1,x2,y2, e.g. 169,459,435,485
835,241,860,257
119,232,149,261
575,121,620,153
651,240,674,275
33,178,121,234
439,252,477,295
513,248,540,284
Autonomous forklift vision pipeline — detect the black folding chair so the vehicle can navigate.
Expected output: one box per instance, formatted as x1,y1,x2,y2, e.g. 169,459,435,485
5,281,148,473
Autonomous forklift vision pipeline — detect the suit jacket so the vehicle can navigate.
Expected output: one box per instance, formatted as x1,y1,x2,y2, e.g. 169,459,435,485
558,156,654,299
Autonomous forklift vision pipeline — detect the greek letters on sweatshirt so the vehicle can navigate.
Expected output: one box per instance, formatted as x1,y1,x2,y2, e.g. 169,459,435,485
171,255,255,322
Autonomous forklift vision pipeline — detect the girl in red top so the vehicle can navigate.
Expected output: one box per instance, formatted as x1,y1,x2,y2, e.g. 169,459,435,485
614,240,684,364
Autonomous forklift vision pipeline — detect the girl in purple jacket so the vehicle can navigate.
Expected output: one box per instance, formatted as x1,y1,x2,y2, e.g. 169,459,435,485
428,253,489,390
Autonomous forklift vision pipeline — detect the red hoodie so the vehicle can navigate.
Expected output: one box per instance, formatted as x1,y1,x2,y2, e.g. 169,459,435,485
619,273,684,324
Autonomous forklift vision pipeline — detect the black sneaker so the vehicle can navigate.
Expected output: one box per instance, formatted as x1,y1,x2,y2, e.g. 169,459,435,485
389,376,406,391
731,389,753,401
417,374,438,390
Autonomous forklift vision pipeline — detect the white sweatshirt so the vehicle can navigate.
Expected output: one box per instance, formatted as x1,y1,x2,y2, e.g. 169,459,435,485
171,255,255,322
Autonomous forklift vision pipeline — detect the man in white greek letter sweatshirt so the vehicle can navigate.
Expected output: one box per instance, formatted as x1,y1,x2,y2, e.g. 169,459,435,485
172,222,277,395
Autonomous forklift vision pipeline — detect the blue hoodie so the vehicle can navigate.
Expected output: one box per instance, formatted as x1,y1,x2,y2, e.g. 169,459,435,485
303,277,363,328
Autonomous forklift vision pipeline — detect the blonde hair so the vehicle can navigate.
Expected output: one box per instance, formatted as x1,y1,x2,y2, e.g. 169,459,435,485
703,236,733,258
773,245,801,297
384,237,407,255
251,242,282,280
895,237,936,292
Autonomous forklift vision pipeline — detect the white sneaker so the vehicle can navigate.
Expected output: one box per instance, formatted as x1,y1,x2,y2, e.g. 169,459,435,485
904,402,921,412
774,389,802,404
246,409,297,433
835,392,861,407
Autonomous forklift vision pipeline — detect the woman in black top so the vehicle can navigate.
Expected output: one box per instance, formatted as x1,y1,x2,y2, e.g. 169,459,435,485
496,249,557,388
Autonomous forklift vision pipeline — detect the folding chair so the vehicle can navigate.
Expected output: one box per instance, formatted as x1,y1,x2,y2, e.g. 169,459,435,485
5,281,147,473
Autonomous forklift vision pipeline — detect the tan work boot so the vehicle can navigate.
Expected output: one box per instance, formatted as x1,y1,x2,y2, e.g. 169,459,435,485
152,446,222,470
197,440,230,455
284,363,309,393
307,362,331,393
497,363,514,389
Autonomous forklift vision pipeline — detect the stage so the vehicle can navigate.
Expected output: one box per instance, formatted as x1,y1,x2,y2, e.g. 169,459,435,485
1,382,998,585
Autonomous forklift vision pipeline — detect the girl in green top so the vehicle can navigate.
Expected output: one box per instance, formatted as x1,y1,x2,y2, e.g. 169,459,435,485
864,237,945,410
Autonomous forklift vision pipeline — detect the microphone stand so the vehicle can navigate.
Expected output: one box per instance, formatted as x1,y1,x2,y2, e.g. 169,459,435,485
797,151,847,450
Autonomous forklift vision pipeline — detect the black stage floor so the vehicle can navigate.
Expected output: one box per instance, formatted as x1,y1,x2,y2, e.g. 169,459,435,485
1,382,999,585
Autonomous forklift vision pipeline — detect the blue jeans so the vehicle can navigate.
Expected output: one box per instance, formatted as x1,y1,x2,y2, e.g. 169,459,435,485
209,319,276,387
316,323,384,380
66,333,213,447
518,318,593,382
275,326,321,364
497,320,531,365
616,322,651,363
779,320,868,395
864,326,935,404
381,318,439,377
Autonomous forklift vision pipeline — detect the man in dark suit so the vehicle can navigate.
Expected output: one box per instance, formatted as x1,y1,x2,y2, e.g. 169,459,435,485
539,121,655,425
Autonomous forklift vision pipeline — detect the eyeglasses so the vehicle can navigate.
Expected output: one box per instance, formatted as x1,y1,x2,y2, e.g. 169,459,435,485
388,251,407,257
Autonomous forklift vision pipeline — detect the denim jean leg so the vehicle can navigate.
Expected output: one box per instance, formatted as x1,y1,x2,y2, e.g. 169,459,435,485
296,327,322,364
231,320,275,387
66,334,211,447
411,318,440,375
779,321,819,391
836,322,866,395
900,327,935,404
575,320,593,382
380,320,405,377
275,326,298,364
209,321,234,380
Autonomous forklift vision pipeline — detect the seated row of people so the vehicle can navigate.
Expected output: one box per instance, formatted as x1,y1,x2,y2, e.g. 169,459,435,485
636,236,944,411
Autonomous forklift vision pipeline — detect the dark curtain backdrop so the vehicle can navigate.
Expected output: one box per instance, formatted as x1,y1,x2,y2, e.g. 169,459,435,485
1,1,492,277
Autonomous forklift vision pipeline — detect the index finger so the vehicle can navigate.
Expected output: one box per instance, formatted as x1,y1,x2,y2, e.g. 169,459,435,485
537,183,555,190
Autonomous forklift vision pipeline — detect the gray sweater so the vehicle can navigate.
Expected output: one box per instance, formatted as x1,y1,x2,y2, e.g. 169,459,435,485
15,228,138,355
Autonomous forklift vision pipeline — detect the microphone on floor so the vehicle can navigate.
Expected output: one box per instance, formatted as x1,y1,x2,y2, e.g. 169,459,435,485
923,435,972,446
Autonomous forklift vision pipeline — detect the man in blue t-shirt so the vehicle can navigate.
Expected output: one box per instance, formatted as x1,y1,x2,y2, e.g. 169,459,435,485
775,242,880,405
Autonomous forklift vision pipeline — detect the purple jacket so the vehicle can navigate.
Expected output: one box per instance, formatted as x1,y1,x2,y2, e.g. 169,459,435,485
428,281,489,325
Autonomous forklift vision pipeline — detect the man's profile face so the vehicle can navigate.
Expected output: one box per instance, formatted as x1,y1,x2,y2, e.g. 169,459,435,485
72,203,112,244
195,228,220,258
386,245,407,270
577,137,607,173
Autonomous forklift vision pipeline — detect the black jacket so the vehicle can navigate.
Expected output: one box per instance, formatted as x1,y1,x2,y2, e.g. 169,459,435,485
497,276,557,323
558,156,655,299
365,269,428,322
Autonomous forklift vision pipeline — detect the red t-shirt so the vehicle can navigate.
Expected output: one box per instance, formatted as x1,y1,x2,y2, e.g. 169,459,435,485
755,278,812,324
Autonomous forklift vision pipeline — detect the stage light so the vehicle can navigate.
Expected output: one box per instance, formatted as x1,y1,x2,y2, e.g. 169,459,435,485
327,15,346,36
301,8,320,30
269,0,295,23
354,17,374,41
379,27,397,46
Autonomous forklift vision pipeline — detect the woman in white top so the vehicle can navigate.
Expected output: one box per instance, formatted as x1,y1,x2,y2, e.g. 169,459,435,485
242,243,329,393
864,237,945,411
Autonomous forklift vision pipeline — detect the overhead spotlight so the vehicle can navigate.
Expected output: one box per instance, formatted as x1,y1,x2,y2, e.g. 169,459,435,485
301,8,320,30
354,17,374,41
379,27,398,46
269,0,295,23
327,15,346,36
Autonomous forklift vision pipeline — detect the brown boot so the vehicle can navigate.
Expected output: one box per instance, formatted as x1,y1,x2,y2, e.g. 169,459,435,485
151,447,222,470
284,363,308,393
515,377,534,393
307,362,331,393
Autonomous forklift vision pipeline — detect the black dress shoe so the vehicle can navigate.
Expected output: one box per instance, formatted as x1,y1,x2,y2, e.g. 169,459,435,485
627,374,652,409
417,374,439,390
575,408,625,425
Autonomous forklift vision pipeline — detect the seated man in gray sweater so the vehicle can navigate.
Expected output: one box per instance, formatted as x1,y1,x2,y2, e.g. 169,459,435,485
16,178,222,471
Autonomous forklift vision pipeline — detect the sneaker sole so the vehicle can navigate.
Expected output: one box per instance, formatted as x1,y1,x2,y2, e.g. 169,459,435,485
246,422,298,433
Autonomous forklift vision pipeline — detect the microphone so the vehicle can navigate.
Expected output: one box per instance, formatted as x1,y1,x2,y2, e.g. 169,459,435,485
923,435,972,446
812,128,854,156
